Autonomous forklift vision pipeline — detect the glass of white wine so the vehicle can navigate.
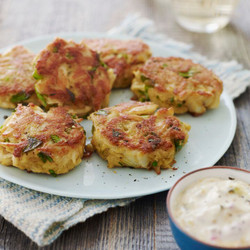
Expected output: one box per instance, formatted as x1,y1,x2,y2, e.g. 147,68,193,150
172,0,239,33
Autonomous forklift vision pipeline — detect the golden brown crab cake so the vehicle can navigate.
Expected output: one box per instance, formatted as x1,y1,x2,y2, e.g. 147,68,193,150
0,103,86,175
0,46,39,108
131,57,223,116
89,101,190,174
83,38,151,88
34,38,115,117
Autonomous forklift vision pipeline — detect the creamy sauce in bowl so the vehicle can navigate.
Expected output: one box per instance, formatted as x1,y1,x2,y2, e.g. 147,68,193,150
173,177,250,248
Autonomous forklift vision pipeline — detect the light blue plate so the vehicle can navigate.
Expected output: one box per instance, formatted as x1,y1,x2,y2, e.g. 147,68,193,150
0,33,237,199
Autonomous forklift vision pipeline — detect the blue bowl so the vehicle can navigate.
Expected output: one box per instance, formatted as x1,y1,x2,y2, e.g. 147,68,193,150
166,166,250,250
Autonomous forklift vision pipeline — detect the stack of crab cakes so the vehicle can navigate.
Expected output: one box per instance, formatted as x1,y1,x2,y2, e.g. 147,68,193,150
33,38,116,117
83,38,151,88
131,57,223,116
0,104,86,175
0,46,39,108
89,101,190,174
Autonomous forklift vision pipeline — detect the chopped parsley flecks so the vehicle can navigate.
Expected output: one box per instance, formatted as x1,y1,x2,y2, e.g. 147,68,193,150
152,161,158,167
33,69,43,80
50,135,60,143
37,152,53,163
140,74,150,82
100,61,108,69
65,127,72,134
174,139,184,152
65,52,74,59
10,91,30,103
49,169,57,177
71,114,78,119
52,47,58,53
178,69,198,78
35,88,47,107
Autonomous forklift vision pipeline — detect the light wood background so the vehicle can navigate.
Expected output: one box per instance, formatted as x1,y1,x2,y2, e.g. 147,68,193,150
0,0,249,249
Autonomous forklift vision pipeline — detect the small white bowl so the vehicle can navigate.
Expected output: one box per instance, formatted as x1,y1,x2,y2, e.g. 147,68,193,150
167,166,250,250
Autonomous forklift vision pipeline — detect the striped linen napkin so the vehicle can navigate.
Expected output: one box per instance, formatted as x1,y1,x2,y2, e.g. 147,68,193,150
0,14,250,246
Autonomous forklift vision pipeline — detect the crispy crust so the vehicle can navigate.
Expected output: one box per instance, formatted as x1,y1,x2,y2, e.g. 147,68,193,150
89,101,190,174
83,38,151,88
0,103,86,175
34,38,115,116
131,57,223,115
0,46,39,108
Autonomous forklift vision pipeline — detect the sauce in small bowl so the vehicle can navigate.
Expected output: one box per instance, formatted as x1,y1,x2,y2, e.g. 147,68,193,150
167,166,250,250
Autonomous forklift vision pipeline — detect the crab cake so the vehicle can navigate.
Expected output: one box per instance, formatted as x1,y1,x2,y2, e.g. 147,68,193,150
0,46,38,108
0,104,85,175
89,101,190,174
83,38,151,88
33,38,115,117
131,57,223,116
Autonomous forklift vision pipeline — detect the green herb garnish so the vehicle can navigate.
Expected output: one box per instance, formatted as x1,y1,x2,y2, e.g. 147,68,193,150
138,85,152,102
35,88,47,107
90,66,98,72
162,63,168,67
71,114,78,119
50,135,60,143
49,169,57,177
177,103,182,107
66,52,73,59
37,152,53,163
23,137,42,153
140,75,150,82
0,125,3,129
100,61,108,68
117,53,128,60
139,97,146,102
174,139,184,152
4,138,10,142
64,127,72,134
145,85,153,93
10,91,30,103
152,161,158,167
53,47,58,53
118,162,124,167
178,69,198,78
170,97,174,103
33,69,43,80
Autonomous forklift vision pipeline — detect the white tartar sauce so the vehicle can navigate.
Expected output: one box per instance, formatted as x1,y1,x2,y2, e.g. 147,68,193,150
173,177,250,248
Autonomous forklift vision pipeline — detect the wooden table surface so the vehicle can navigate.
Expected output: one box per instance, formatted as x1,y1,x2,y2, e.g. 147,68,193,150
0,0,249,249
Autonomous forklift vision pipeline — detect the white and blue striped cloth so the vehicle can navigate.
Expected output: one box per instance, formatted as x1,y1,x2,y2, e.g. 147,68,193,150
0,14,250,246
